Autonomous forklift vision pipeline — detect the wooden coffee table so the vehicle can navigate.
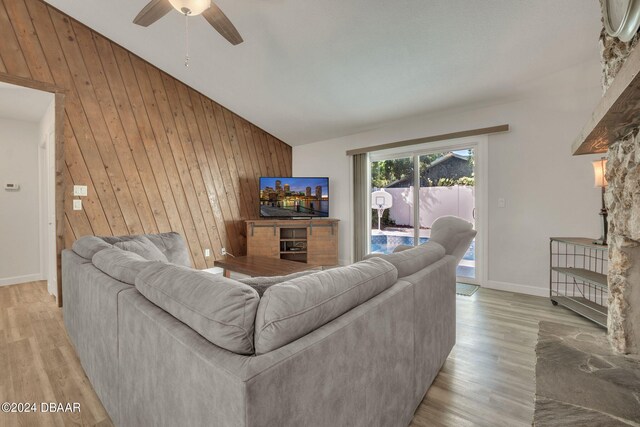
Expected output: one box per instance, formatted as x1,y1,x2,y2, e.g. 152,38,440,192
214,256,318,278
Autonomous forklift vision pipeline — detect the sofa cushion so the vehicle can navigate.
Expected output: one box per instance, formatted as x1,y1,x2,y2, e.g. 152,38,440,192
363,241,446,278
135,263,259,355
72,236,113,259
254,257,398,355
114,236,169,262
145,232,192,267
429,216,476,262
238,269,321,297
92,247,157,285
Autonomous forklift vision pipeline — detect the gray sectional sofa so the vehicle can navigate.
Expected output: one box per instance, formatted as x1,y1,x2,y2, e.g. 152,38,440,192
62,216,475,427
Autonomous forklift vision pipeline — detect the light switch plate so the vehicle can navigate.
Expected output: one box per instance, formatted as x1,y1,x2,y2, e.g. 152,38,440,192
204,249,211,257
498,198,506,208
73,199,82,211
73,185,88,197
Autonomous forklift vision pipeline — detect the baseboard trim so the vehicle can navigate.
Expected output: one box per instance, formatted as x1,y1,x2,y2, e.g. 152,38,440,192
0,273,43,287
47,280,57,297
483,280,548,297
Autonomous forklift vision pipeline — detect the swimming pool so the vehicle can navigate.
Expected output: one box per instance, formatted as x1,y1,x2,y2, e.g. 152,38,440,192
370,235,475,278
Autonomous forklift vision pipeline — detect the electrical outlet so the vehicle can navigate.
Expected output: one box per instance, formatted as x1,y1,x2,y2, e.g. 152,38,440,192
221,247,227,256
73,185,88,197
204,248,211,257
73,199,82,211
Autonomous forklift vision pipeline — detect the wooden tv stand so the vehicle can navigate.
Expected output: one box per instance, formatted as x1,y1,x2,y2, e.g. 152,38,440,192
246,219,339,266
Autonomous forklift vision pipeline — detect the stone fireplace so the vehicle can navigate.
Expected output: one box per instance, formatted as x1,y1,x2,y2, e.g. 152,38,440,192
600,22,640,354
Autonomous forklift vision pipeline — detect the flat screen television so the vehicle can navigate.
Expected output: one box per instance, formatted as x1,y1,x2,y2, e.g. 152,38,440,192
259,177,329,218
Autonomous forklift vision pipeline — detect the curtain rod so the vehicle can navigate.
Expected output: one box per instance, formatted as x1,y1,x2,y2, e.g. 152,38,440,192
345,124,509,156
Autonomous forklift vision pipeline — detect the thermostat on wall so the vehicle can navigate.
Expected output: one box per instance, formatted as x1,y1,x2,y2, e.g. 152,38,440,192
4,183,20,191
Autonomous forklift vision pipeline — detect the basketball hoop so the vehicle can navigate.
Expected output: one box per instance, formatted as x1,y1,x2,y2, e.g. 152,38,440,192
371,189,393,231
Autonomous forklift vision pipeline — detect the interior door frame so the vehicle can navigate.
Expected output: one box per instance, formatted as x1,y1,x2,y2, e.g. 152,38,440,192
368,135,488,286
38,122,55,296
0,72,67,307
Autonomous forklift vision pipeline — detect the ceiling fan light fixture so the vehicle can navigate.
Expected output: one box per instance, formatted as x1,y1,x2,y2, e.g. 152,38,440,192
168,0,211,16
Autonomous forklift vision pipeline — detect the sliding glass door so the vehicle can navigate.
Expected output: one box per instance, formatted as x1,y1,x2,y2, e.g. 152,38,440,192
368,141,481,283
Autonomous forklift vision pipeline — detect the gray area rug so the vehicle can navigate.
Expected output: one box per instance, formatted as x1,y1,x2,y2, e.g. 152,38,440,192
534,321,640,426
456,282,479,296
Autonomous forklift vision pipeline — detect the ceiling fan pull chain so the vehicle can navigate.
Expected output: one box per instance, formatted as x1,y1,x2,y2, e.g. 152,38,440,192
184,12,190,68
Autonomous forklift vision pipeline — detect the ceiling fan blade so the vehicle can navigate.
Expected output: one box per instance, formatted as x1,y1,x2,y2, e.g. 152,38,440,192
202,2,244,45
133,0,172,27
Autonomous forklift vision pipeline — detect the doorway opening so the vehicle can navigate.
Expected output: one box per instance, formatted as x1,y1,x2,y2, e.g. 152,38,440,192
0,74,65,306
368,137,486,284
0,82,55,292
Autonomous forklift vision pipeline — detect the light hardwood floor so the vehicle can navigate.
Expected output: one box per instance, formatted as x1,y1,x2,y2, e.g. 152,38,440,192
412,286,597,427
1,281,596,426
0,281,111,427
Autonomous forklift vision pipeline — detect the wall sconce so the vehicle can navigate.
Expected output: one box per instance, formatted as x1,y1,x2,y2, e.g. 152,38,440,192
592,158,608,245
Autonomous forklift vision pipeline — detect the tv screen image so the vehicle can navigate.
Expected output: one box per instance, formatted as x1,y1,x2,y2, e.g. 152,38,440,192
259,177,329,217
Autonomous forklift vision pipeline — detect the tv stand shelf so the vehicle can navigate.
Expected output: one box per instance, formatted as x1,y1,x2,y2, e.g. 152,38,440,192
246,219,339,266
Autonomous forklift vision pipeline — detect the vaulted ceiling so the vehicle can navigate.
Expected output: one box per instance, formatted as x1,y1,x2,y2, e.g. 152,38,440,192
44,0,602,145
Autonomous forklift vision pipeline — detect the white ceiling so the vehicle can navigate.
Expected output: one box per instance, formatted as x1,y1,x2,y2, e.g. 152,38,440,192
43,0,602,145
0,82,54,122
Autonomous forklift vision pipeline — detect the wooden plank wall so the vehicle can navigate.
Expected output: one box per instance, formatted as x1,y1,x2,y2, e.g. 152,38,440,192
0,0,292,268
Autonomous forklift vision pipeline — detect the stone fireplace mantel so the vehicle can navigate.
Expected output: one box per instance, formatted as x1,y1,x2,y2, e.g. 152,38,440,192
572,30,640,156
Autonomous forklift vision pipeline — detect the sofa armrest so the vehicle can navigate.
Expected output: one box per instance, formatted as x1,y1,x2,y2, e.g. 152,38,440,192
430,216,477,263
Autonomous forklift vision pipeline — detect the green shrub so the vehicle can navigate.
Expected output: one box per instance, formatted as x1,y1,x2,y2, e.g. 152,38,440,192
437,176,475,187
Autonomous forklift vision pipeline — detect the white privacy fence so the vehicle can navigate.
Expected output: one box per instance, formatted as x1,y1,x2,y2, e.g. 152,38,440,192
382,186,474,228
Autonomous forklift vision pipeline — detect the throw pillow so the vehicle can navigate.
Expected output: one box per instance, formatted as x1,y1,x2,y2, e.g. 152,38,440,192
114,236,168,262
92,247,156,285
72,235,113,259
145,232,191,267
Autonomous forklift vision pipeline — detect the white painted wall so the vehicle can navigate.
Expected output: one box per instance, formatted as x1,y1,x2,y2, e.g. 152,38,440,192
293,59,605,296
0,117,41,285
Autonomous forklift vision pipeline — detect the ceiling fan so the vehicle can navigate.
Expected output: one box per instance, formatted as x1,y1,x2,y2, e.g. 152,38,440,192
133,0,243,46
